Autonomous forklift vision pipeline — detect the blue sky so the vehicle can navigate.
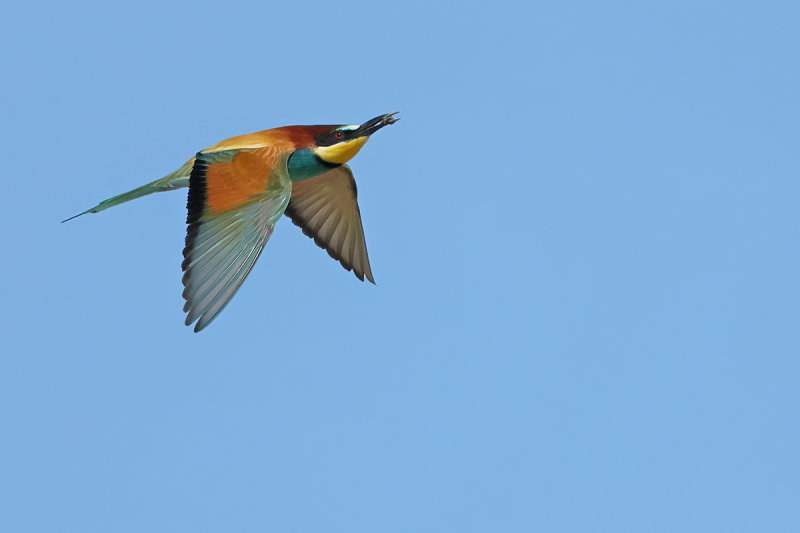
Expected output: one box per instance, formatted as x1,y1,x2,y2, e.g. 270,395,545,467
2,1,799,531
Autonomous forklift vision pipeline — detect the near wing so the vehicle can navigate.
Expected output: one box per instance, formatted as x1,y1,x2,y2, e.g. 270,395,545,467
182,148,291,332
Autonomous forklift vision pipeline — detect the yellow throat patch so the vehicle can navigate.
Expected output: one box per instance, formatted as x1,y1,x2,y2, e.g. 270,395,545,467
314,136,369,165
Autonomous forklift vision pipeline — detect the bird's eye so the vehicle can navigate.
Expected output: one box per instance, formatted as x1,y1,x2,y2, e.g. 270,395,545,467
334,131,344,139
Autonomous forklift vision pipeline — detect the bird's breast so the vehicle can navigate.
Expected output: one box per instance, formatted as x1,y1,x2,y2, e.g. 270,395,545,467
287,148,339,182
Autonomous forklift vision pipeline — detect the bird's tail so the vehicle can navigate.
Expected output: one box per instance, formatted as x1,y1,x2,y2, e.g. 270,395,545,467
62,158,195,223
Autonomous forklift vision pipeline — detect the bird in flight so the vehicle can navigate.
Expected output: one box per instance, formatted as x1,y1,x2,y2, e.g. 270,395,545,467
65,112,399,331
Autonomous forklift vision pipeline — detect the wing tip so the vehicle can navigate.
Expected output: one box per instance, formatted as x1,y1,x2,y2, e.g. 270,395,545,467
183,315,207,333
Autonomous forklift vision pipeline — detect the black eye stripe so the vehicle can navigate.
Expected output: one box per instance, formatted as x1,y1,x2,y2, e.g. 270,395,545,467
315,128,353,147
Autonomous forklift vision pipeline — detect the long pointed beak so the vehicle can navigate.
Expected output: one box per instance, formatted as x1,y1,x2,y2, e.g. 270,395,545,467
355,112,400,137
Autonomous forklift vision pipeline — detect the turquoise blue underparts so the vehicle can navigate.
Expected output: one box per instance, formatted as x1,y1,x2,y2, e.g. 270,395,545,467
287,148,340,182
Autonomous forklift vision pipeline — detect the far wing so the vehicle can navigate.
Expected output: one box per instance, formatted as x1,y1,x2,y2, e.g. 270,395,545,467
284,165,375,283
182,148,291,332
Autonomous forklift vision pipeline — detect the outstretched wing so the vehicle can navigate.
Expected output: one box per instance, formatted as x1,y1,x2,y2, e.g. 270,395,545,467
182,148,291,332
284,165,374,283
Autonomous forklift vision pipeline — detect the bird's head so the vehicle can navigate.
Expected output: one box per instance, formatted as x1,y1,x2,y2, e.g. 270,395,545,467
310,112,400,165
287,112,399,182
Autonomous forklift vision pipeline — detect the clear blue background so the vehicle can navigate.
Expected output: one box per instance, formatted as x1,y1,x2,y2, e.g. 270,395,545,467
2,1,799,531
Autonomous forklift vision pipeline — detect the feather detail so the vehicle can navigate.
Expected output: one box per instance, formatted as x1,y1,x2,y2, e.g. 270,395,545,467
182,148,291,331
284,165,374,283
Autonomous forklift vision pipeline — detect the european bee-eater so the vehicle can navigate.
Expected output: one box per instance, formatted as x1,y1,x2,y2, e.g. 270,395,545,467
65,112,399,332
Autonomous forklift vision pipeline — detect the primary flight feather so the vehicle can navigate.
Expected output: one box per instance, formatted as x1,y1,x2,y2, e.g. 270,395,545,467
65,112,399,332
